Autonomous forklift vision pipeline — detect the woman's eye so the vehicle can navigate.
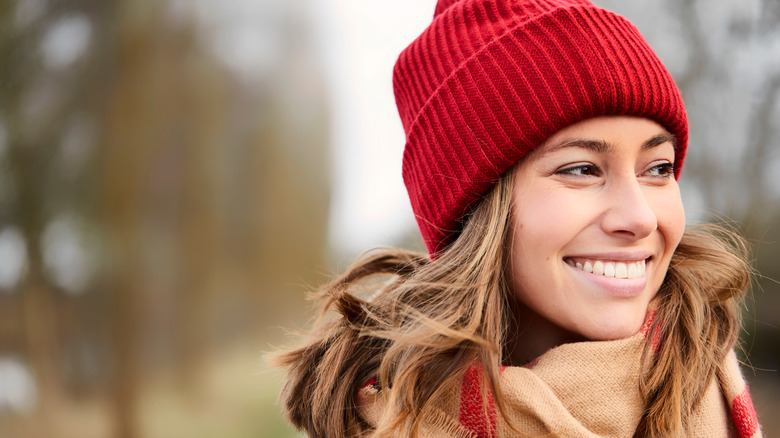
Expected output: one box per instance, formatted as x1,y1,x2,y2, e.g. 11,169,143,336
646,162,674,178
556,164,601,177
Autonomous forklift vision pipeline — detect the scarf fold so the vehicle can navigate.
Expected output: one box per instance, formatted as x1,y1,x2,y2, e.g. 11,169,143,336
358,325,762,437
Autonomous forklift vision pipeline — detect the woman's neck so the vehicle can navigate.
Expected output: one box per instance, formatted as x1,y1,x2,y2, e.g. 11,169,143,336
503,300,585,367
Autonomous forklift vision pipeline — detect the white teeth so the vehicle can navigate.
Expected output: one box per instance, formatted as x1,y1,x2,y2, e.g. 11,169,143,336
567,258,647,279
615,263,628,279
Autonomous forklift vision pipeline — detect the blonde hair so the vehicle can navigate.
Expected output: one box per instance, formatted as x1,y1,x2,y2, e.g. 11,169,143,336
273,170,750,437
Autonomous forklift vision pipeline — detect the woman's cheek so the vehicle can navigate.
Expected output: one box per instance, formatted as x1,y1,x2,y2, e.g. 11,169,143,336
651,186,686,248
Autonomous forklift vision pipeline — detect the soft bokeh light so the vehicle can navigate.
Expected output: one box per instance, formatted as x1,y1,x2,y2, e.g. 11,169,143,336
41,14,92,69
0,228,26,291
0,357,37,415
42,215,93,294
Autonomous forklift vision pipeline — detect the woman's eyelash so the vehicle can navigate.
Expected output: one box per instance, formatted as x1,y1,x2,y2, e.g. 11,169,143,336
555,164,601,176
647,162,674,177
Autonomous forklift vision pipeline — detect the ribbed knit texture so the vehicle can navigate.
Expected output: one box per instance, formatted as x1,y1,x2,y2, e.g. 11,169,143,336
394,0,688,255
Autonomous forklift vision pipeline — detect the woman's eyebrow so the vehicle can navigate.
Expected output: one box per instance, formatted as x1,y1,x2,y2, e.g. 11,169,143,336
551,139,613,154
539,132,677,157
642,133,677,150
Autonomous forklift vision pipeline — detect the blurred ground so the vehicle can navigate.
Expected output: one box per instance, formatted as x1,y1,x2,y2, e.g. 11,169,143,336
0,343,303,438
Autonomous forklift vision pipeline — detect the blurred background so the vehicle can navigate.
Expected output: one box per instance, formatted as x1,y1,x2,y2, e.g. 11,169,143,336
0,0,777,437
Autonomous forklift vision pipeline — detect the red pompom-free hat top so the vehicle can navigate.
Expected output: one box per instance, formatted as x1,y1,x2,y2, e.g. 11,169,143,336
394,0,688,256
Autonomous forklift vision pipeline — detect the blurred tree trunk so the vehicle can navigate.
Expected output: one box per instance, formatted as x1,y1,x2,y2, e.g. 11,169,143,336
97,2,232,435
18,195,60,435
98,3,161,436
1,1,62,432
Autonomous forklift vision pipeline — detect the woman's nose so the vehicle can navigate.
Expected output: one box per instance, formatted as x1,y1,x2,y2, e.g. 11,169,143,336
600,178,658,239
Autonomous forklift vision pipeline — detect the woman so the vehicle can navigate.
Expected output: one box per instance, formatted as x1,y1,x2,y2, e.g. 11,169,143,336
275,0,762,436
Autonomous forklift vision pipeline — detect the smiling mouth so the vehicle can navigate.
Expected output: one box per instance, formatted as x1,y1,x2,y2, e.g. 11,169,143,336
564,257,649,279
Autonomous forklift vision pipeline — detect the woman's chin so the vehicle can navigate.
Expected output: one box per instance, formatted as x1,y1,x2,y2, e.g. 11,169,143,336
573,314,648,342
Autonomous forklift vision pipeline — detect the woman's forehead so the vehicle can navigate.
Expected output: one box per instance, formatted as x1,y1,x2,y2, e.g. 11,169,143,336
530,117,675,159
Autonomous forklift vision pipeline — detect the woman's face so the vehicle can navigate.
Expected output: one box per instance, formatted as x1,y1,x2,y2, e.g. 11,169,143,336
506,116,685,341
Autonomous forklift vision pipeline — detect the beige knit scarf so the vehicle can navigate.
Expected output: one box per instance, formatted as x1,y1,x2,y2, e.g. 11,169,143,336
358,317,762,437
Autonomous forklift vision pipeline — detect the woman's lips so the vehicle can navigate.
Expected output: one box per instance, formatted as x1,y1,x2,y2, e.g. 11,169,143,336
564,257,647,279
563,256,652,297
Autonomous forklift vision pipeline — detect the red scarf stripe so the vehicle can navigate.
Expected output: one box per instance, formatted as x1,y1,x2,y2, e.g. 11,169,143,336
732,386,760,438
639,309,656,336
639,309,662,353
459,363,499,438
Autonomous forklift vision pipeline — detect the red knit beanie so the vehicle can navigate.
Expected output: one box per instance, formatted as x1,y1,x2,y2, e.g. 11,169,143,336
394,0,688,256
